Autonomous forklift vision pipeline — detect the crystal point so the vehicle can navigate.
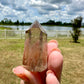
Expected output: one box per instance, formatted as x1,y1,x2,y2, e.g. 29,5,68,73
23,20,47,72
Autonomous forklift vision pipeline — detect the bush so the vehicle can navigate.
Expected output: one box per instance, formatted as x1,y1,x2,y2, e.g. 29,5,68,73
70,16,82,43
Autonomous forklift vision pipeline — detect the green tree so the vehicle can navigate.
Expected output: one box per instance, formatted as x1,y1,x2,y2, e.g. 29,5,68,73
46,20,55,25
55,21,62,25
70,16,82,43
8,19,12,24
1,20,5,24
20,21,24,25
16,20,19,25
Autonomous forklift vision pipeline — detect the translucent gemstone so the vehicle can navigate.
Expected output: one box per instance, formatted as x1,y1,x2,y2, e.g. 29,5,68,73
23,20,47,72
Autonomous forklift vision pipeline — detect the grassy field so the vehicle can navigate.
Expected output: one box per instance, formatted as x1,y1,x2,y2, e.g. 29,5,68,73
0,27,12,30
0,27,25,39
0,38,84,84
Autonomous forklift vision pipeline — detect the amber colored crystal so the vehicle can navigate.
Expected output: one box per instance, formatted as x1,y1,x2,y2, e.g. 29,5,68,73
23,20,47,72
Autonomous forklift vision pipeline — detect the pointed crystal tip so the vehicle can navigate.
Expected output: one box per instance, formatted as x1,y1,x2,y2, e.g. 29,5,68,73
26,20,47,34
31,20,41,28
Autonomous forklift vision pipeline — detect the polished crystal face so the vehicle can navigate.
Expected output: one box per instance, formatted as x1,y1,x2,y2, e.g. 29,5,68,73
23,20,47,72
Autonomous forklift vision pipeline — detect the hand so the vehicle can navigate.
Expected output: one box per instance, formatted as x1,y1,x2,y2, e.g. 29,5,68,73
13,40,63,84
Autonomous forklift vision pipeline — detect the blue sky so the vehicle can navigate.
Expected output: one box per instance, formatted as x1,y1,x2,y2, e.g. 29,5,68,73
0,0,84,23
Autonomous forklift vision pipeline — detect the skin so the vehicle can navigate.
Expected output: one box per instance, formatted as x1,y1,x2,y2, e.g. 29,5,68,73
13,40,63,84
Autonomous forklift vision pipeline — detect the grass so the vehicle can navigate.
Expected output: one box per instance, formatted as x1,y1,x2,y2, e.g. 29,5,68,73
0,27,12,30
0,38,84,84
0,27,23,39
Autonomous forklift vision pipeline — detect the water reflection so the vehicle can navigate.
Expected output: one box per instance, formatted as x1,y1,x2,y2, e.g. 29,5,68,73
0,25,84,31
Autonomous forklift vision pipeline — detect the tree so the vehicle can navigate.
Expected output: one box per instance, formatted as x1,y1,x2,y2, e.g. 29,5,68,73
9,19,12,24
20,21,24,25
70,16,82,43
14,20,19,25
46,20,55,25
1,20,5,24
55,21,62,25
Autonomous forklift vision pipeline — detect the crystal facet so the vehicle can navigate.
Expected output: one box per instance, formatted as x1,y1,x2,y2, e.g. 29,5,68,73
23,20,47,72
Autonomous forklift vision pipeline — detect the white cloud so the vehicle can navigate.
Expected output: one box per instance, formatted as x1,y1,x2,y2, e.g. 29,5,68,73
29,0,61,14
43,0,72,4
0,0,84,22
66,0,84,14
0,0,9,5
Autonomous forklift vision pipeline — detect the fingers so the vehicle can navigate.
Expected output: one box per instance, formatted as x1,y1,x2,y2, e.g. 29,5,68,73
13,66,42,84
47,40,58,57
48,51,63,81
46,70,59,84
47,40,63,81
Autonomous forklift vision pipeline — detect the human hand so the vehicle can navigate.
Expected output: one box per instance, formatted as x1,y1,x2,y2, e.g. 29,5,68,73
13,40,63,84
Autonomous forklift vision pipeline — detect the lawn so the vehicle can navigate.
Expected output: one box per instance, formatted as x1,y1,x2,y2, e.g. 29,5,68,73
0,38,84,84
0,27,12,30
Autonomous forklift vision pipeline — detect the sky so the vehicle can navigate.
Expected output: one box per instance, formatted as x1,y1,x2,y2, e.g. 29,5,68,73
0,0,84,23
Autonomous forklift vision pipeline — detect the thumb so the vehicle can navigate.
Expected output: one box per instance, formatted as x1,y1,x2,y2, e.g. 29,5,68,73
13,66,42,84
46,70,60,84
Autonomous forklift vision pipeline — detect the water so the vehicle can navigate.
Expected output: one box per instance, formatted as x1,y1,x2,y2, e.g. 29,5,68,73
0,25,84,31
0,25,84,37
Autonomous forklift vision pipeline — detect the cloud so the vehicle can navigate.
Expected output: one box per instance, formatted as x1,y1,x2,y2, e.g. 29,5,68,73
5,14,17,18
67,0,84,15
14,6,27,11
40,4,60,10
29,0,61,15
0,3,4,10
0,0,28,12
36,8,48,14
0,0,84,23
10,0,28,12
43,0,72,4
0,0,9,5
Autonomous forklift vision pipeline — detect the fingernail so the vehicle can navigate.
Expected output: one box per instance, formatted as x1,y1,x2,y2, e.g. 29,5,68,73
47,70,55,76
13,66,29,81
49,40,58,45
50,48,61,54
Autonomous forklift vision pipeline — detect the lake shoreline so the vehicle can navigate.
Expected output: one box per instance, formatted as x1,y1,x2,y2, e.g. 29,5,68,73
0,25,84,31
0,24,84,28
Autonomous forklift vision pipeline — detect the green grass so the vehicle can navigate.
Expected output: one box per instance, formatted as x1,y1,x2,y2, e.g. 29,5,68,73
0,27,12,30
0,27,23,39
0,38,84,84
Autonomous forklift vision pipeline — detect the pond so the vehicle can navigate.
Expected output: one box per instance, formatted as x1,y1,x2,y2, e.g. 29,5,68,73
0,25,84,31
0,25,84,38
0,25,84,37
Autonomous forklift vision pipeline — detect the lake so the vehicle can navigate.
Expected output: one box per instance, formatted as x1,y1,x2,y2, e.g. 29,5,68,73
0,25,84,37
0,25,84,31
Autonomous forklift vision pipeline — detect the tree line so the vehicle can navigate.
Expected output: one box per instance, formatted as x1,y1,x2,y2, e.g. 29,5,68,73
41,20,72,26
0,18,32,25
0,18,72,26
